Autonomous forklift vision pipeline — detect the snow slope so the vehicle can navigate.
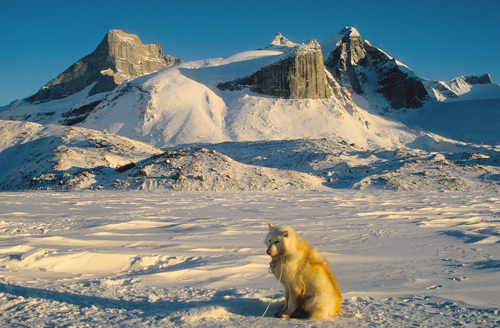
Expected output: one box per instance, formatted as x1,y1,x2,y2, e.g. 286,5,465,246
0,83,108,125
77,49,415,149
392,79,500,145
0,191,499,327
2,118,500,192
0,120,162,190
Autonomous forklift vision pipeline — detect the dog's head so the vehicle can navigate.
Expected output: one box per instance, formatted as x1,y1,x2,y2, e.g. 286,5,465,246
265,223,296,258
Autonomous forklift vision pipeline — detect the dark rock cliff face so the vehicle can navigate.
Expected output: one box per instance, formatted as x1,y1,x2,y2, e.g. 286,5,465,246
363,42,428,109
323,27,429,109
324,28,368,95
218,40,332,99
27,30,183,103
463,74,492,85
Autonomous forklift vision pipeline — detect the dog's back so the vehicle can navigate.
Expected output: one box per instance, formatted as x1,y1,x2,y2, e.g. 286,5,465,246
300,243,342,317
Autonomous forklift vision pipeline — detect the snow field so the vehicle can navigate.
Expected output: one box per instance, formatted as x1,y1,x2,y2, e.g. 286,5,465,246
0,190,499,327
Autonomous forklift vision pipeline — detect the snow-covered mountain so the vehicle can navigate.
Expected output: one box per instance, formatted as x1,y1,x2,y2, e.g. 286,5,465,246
421,74,494,101
3,27,497,148
322,27,429,111
1,30,182,126
394,73,500,145
1,27,500,191
77,45,414,148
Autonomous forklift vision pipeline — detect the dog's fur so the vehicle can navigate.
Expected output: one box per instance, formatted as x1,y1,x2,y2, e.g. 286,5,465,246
265,223,342,320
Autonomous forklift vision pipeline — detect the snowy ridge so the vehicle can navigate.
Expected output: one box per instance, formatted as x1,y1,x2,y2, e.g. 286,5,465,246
78,49,410,148
270,32,297,47
1,118,500,192
0,83,108,125
420,75,499,102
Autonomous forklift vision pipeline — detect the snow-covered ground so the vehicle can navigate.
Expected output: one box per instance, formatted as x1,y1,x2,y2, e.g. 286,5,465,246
0,190,499,327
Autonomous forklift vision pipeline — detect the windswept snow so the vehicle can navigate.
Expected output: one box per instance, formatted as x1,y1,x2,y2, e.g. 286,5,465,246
389,79,500,145
0,191,499,327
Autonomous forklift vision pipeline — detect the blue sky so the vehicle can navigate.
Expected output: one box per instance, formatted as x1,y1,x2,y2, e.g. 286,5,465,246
1,0,499,106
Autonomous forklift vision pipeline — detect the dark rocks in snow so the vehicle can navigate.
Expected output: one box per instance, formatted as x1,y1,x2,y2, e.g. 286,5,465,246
116,162,136,173
59,100,102,126
218,40,332,99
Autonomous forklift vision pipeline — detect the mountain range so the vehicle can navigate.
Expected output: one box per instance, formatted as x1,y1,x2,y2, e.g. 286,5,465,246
0,27,499,191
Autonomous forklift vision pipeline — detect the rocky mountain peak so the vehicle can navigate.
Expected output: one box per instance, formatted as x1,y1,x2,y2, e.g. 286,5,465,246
339,26,361,38
323,27,367,95
323,26,428,109
270,33,297,47
26,29,183,104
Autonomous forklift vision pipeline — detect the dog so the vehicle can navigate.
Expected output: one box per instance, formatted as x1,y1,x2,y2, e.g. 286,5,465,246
265,223,342,320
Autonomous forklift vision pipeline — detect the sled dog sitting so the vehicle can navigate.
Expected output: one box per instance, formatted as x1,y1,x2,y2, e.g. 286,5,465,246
265,223,342,320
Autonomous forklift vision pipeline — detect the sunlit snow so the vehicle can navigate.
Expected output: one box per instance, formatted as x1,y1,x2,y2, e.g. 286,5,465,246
0,191,499,327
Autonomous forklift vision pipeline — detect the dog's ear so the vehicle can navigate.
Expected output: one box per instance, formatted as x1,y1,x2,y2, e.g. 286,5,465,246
268,223,274,230
282,230,289,238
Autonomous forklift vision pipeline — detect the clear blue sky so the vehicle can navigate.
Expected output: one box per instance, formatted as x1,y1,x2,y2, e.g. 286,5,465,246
1,0,499,106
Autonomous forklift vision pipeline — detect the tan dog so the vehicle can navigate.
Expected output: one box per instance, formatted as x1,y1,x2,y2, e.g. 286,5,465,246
265,223,342,320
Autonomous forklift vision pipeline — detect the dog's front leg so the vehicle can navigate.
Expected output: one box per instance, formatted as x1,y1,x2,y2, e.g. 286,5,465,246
276,286,302,320
275,283,289,317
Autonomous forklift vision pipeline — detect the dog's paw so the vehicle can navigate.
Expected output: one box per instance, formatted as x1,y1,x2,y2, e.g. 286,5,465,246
275,312,290,319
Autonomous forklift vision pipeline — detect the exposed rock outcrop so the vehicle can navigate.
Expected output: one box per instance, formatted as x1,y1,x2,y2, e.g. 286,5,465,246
324,27,367,95
363,41,428,109
463,74,492,85
270,33,297,47
323,27,428,109
218,39,332,99
421,74,493,101
27,30,183,103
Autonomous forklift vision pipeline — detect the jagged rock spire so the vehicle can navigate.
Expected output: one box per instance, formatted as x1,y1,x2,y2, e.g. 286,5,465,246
27,30,183,103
